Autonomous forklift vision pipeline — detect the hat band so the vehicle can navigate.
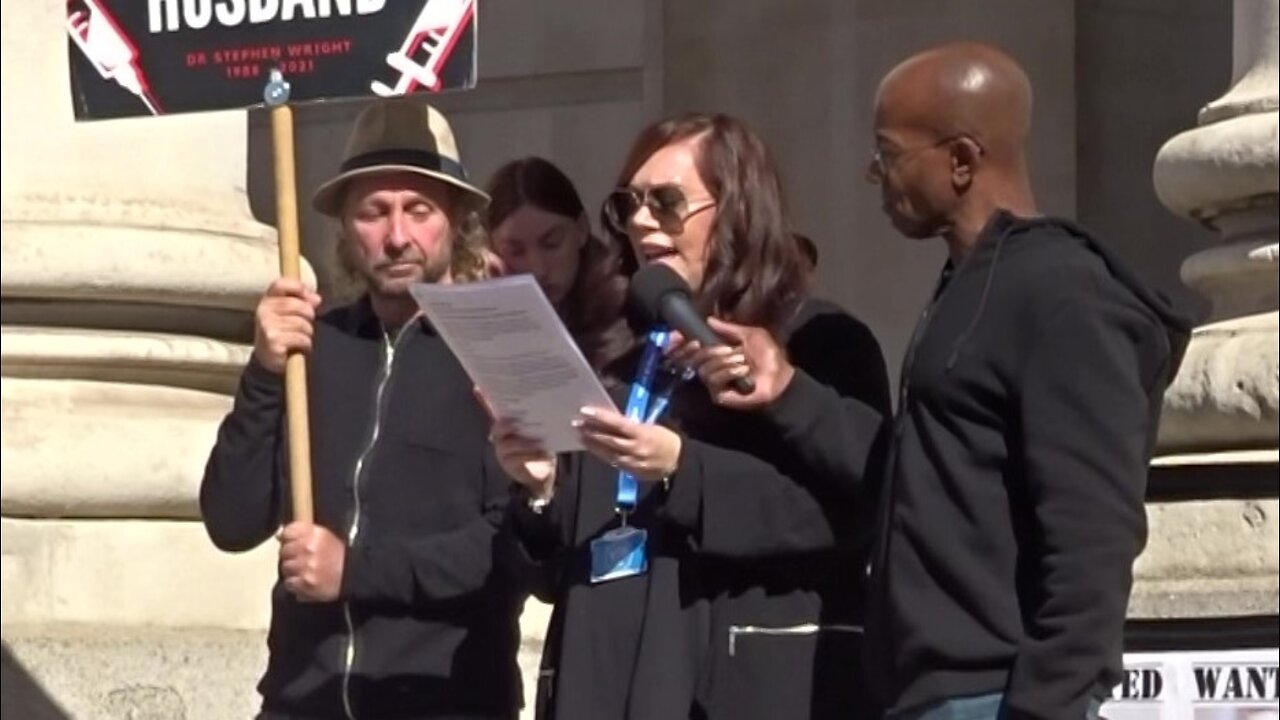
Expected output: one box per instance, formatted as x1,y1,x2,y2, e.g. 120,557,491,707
340,148,470,184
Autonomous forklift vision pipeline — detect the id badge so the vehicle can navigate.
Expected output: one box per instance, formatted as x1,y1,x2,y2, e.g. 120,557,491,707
589,526,648,584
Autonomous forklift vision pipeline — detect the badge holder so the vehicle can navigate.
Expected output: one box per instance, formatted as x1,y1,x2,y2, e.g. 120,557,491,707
589,513,649,584
587,327,672,585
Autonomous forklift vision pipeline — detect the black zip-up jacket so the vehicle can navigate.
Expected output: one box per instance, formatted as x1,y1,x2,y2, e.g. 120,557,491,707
866,211,1192,719
201,297,525,720
506,299,892,720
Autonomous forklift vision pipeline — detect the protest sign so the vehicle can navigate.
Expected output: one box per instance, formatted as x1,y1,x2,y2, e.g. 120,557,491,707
67,0,477,119
1104,648,1279,720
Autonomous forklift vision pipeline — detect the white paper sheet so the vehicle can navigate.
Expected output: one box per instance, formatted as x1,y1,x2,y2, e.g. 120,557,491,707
409,275,618,452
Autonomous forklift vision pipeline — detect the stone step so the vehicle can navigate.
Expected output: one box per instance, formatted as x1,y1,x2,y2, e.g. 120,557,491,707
3,604,550,720
2,624,267,720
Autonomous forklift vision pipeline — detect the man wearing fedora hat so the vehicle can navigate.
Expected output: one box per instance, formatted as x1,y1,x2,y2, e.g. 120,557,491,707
200,98,526,719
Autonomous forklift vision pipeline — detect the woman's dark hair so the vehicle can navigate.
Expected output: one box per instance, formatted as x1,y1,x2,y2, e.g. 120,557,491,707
794,232,818,269
484,157,632,373
604,113,808,334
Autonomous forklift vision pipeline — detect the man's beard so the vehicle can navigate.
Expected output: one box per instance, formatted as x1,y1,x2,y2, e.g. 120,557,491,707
337,239,453,300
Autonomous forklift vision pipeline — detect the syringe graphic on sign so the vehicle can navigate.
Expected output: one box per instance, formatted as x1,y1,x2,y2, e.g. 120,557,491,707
371,0,475,97
67,0,163,116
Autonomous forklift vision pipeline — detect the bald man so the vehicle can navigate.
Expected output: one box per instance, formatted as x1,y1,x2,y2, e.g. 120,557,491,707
861,43,1192,719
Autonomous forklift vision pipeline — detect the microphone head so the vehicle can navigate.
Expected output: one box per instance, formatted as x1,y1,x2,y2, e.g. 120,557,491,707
626,263,692,328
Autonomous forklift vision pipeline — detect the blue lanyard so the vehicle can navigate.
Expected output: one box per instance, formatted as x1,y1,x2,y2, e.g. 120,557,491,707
615,327,676,518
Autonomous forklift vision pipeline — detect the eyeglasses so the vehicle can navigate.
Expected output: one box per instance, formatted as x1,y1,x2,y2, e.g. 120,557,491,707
602,183,717,236
870,134,983,176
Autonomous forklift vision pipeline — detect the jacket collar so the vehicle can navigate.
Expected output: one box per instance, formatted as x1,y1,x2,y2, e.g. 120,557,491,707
342,294,437,341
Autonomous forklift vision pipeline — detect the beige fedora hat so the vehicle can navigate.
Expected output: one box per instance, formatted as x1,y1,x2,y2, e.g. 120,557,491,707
312,98,490,217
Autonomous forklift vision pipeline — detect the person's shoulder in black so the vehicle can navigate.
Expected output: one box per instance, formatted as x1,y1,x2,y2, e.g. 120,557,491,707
786,296,892,418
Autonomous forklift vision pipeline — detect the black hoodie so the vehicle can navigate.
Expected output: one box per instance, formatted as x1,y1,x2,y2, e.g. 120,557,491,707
866,211,1192,719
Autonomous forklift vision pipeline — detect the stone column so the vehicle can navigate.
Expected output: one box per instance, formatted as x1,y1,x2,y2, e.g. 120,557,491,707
1,2,310,717
1153,0,1279,454
1133,0,1279,620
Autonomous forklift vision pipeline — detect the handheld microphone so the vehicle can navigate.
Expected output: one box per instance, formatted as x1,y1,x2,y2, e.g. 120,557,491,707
627,264,755,395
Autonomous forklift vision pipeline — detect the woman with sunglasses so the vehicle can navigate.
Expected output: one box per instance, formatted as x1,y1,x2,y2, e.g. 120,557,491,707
490,114,891,720
483,157,633,374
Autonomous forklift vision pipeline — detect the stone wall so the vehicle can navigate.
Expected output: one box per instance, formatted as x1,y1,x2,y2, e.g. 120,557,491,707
2,1,292,716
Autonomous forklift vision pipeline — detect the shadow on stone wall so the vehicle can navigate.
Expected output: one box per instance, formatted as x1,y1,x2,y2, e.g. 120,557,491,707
1,641,71,720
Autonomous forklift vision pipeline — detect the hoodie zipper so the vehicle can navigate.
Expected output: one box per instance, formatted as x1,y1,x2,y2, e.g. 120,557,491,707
870,265,955,573
727,623,863,657
870,228,1014,580
341,328,409,720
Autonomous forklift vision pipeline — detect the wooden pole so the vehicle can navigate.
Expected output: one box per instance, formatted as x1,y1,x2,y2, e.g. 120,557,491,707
266,74,314,523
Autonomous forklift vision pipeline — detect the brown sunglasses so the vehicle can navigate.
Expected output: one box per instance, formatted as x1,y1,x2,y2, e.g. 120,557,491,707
602,183,716,236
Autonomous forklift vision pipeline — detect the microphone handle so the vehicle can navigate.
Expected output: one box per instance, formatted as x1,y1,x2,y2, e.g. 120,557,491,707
660,296,756,396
